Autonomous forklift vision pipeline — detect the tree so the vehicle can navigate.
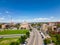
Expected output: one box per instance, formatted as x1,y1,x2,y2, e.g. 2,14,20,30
0,24,2,29
29,28,32,31
6,25,10,29
37,23,41,27
31,23,36,27
24,35,27,39
15,23,20,30
57,24,60,28
44,38,51,45
10,42,19,45
19,35,27,44
55,34,60,45
26,32,30,38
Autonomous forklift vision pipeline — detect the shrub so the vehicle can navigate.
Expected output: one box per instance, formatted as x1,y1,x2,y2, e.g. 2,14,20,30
30,28,32,31
52,37,57,43
55,34,60,45
44,38,51,45
19,35,27,44
26,32,30,38
10,42,19,45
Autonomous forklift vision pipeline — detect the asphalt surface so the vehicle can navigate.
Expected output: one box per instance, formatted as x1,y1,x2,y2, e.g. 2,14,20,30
27,28,44,45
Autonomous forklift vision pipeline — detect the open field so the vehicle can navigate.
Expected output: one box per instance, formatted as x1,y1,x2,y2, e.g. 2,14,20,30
0,30,29,45
0,30,29,35
0,38,19,45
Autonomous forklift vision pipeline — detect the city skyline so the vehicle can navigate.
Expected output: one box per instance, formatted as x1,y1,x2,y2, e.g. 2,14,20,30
0,0,60,22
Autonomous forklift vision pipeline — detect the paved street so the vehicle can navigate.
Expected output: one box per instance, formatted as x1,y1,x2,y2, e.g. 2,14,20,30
27,28,44,45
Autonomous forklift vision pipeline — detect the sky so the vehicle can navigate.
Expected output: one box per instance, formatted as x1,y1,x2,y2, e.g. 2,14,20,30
0,0,60,23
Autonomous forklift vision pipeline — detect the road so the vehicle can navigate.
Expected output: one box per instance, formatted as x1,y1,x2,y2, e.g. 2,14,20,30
27,28,44,45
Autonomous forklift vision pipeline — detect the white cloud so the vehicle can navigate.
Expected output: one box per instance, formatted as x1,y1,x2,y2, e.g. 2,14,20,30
34,18,50,21
11,16,55,22
50,16,54,19
30,16,55,22
0,17,5,20
0,16,58,23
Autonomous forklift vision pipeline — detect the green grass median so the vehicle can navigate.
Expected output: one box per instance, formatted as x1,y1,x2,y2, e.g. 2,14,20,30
0,30,29,35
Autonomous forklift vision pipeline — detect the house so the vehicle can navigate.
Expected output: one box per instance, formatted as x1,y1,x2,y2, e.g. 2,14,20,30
42,24,48,32
2,24,6,29
20,22,30,29
48,22,57,31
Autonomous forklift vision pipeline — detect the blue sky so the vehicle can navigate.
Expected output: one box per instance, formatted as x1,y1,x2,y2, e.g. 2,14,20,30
0,0,60,22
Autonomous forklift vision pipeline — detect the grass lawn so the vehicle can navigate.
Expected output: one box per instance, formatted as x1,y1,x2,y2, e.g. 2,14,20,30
0,30,29,35
0,38,19,45
0,30,29,45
